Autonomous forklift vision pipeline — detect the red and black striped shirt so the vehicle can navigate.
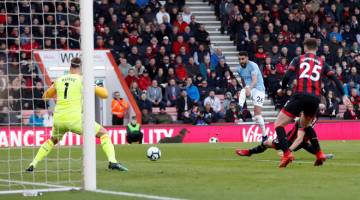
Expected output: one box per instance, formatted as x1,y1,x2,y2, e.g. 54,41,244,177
287,53,335,96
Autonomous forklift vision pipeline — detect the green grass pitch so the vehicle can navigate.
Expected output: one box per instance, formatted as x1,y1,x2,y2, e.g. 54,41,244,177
1,141,360,200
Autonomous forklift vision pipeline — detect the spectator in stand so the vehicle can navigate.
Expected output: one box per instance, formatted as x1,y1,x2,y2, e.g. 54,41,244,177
188,15,200,34
182,6,192,24
172,35,189,56
133,59,146,76
207,70,223,94
215,58,230,78
127,46,142,66
275,57,287,76
130,81,141,100
254,46,267,67
195,24,210,45
189,105,207,125
345,67,360,84
33,81,46,109
203,102,218,123
223,91,233,111
174,56,188,82
118,57,133,76
125,68,139,88
198,80,210,102
324,90,339,119
165,78,181,107
186,57,200,79
156,6,170,24
225,101,242,123
344,80,360,97
138,91,152,113
344,104,360,120
194,44,210,65
226,78,241,98
138,70,152,91
185,77,200,105
28,108,44,127
350,88,360,110
199,56,212,79
147,79,163,107
155,105,173,124
210,48,225,69
203,90,222,117
176,90,193,121
173,14,188,33
111,91,129,125
267,66,282,103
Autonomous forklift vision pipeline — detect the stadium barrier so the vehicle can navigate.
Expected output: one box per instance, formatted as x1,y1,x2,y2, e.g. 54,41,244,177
1,121,359,147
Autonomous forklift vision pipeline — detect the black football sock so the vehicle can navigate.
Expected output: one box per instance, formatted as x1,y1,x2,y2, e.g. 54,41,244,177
302,142,317,155
249,144,267,155
304,127,320,153
275,126,289,152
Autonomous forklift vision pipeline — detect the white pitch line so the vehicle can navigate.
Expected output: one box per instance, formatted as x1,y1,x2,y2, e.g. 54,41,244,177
0,179,80,189
95,189,187,200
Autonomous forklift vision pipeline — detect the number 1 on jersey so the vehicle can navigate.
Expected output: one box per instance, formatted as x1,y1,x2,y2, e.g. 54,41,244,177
64,82,69,99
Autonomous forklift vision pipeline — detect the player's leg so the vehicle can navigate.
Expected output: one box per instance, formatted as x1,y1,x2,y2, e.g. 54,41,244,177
26,125,63,172
302,96,327,166
96,125,128,171
236,139,274,157
252,89,267,141
301,142,334,159
275,111,296,168
303,126,327,166
238,87,249,108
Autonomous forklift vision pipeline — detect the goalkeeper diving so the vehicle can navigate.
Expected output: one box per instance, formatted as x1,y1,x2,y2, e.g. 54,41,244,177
26,57,128,172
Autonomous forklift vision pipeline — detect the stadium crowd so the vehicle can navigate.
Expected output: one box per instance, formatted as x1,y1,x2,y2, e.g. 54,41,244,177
0,0,360,126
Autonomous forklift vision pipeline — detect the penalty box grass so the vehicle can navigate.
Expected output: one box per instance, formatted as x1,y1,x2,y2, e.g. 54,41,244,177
2,141,360,200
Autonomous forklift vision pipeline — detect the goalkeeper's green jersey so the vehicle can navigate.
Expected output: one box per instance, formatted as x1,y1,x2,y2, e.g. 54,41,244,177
54,74,83,116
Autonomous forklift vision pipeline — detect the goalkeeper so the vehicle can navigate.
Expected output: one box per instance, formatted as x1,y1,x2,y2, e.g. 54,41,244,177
26,57,128,172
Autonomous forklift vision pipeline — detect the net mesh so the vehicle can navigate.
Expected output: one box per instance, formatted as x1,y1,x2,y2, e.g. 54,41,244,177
0,0,82,191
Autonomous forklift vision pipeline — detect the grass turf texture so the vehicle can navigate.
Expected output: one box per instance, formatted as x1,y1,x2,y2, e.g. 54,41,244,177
1,141,360,200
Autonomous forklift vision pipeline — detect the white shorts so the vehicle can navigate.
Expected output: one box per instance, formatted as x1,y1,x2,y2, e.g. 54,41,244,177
251,88,265,107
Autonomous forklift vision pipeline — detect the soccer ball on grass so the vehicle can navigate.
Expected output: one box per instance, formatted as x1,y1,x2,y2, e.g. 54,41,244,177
147,146,161,161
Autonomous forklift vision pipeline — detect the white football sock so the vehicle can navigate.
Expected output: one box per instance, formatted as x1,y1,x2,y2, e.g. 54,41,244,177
254,115,266,137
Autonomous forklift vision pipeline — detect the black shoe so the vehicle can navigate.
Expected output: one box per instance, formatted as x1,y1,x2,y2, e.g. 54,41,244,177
26,165,34,172
108,162,128,171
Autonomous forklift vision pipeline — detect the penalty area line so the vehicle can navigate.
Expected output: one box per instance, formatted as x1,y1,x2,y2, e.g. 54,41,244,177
94,189,187,200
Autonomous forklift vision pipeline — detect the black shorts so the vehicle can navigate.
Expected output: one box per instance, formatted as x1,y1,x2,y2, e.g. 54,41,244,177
281,94,320,118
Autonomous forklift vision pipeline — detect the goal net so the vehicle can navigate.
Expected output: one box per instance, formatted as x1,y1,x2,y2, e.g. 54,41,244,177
0,0,87,194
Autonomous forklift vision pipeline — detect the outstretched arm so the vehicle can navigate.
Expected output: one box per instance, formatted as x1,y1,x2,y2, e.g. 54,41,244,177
289,130,305,151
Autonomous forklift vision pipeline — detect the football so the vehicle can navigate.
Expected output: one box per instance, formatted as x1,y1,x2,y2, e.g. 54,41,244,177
209,137,219,143
147,146,161,161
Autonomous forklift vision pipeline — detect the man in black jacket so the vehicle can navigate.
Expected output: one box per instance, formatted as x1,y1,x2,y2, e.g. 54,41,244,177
176,90,193,121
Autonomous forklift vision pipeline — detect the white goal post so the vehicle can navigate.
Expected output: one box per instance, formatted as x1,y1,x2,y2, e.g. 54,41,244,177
80,0,96,191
